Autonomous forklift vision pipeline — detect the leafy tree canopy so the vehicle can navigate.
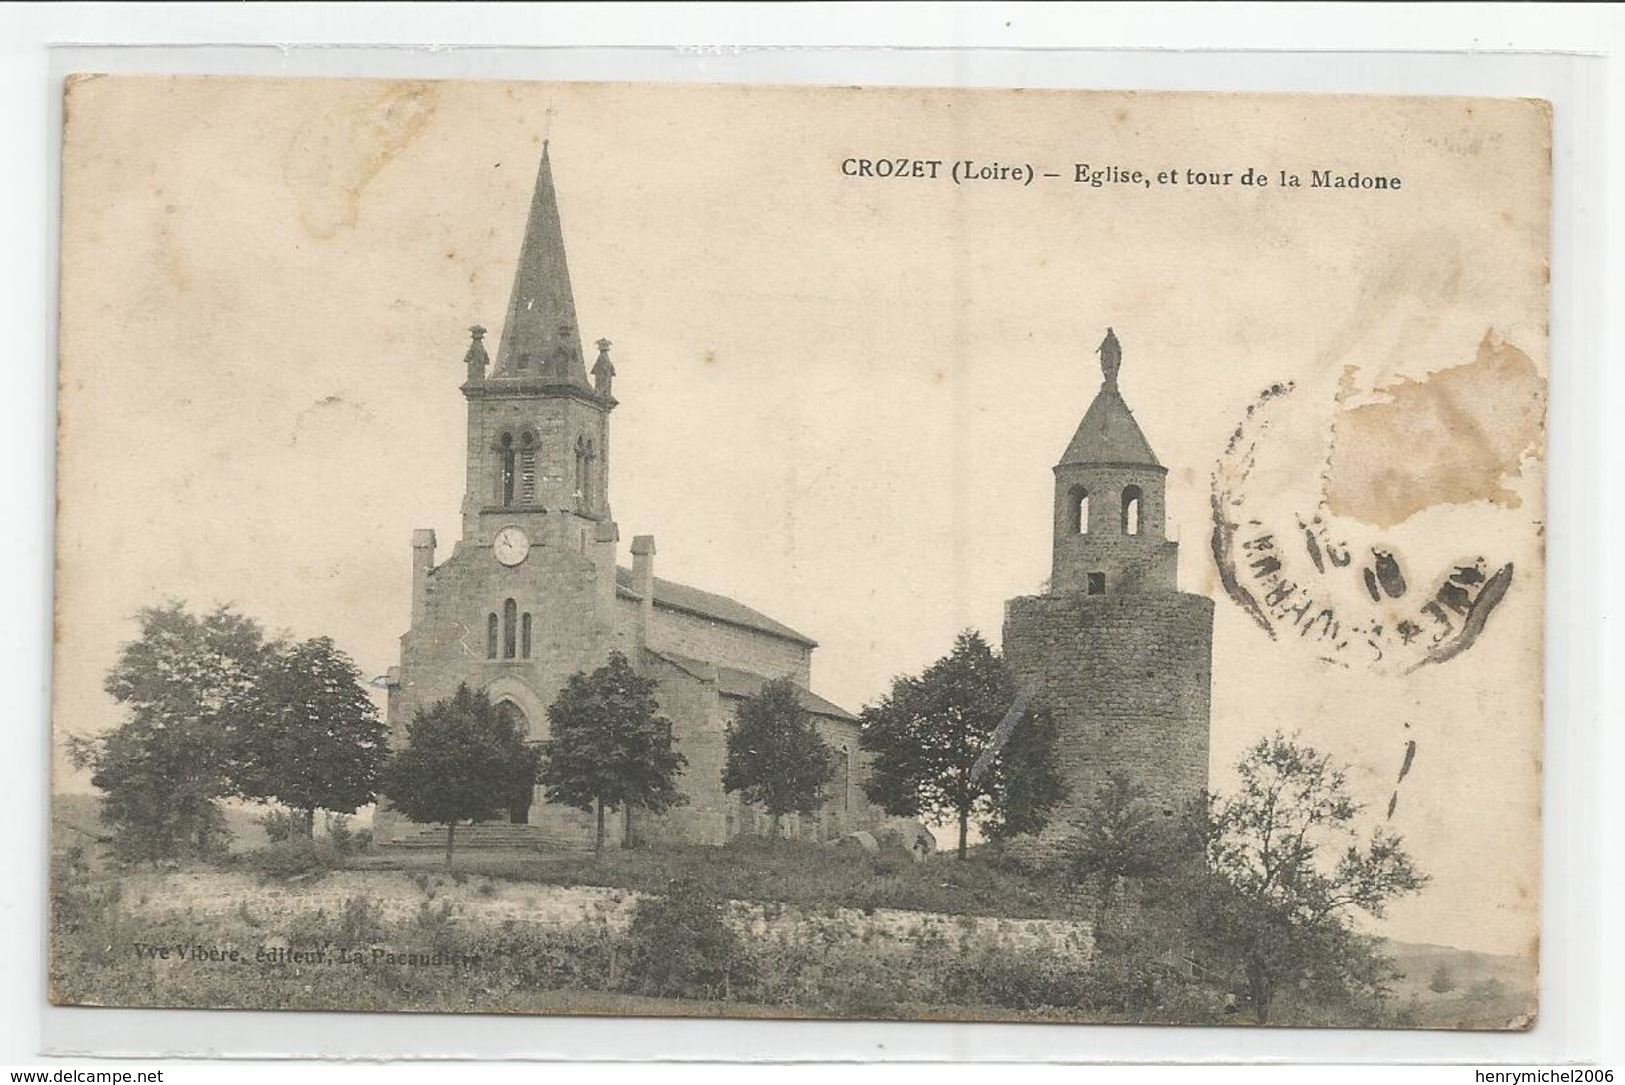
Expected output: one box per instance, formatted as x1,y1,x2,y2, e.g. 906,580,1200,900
381,684,539,865
540,650,686,850
722,677,835,835
1194,732,1429,1024
69,601,276,860
859,629,1065,858
1066,775,1188,928
234,636,388,831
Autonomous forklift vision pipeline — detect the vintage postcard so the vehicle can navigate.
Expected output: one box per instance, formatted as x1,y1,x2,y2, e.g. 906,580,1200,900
51,77,1549,1029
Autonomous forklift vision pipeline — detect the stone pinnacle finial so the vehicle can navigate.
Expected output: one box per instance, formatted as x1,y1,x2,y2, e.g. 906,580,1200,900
591,338,616,396
464,324,490,383
1098,327,1122,389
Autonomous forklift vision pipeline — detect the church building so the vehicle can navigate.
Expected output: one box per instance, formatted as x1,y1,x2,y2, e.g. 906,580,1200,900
375,145,881,850
1002,329,1215,847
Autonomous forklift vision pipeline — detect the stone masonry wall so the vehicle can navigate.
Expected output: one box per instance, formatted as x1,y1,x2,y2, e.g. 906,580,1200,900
1051,533,1180,596
1002,591,1213,843
644,602,812,688
117,869,1094,969
627,653,733,846
377,537,627,848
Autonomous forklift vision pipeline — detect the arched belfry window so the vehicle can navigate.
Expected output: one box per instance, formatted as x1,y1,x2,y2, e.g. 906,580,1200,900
519,432,537,504
502,598,518,660
1069,486,1090,535
1122,485,1143,536
499,433,516,507
486,613,499,659
521,612,532,659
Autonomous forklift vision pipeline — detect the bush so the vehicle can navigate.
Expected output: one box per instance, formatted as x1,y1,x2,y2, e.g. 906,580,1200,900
325,813,372,856
258,808,301,844
942,945,1092,1012
240,837,341,881
105,802,233,865
333,896,386,945
623,878,747,1000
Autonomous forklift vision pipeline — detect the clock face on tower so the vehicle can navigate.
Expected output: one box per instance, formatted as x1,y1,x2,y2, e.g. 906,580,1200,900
492,526,531,566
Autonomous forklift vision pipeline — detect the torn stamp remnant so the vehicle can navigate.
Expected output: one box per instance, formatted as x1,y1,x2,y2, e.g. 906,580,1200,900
1210,332,1543,674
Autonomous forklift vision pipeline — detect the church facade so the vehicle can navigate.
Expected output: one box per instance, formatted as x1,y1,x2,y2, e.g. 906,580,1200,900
1002,329,1215,845
374,146,883,850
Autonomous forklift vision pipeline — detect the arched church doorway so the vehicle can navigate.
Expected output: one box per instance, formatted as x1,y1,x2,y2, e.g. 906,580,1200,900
493,699,534,825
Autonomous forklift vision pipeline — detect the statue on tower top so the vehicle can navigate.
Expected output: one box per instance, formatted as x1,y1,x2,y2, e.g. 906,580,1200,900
1098,327,1122,389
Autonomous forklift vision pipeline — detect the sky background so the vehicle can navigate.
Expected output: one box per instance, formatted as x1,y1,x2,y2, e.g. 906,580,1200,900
55,77,1548,956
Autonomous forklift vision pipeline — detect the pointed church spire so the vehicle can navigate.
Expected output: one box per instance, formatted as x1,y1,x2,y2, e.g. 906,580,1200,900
495,141,590,387
1098,327,1122,389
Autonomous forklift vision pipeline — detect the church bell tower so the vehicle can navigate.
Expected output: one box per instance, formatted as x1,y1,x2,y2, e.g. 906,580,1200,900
458,142,619,558
378,141,625,847
1050,328,1179,596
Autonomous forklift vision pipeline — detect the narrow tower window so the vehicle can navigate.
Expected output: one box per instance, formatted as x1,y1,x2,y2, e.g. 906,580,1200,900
519,432,536,503
521,612,532,659
1122,485,1143,536
573,436,588,505
503,598,518,659
1088,572,1106,595
586,440,597,508
499,433,516,507
486,613,499,659
1070,486,1090,534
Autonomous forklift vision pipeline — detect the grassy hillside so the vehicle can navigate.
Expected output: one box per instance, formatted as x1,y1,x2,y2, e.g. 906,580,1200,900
53,792,278,858
1382,939,1538,1030
49,791,1538,1029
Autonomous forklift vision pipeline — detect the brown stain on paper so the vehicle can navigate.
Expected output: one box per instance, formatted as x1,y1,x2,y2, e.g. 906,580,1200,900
1324,332,1546,528
283,82,441,239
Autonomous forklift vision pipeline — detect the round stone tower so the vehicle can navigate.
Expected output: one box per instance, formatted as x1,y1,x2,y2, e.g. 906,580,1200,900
1002,329,1214,836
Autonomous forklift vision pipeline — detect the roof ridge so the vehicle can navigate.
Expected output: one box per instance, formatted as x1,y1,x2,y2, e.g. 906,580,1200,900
614,566,817,646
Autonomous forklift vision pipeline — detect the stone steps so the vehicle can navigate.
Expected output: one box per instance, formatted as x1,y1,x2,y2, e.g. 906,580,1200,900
384,822,592,853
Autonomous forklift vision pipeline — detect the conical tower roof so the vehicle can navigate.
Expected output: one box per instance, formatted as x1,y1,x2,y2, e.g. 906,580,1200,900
494,142,591,388
1057,328,1161,467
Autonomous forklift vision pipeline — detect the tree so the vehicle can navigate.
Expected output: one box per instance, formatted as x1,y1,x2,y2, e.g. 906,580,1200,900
1067,775,1182,929
380,684,539,866
68,602,274,860
980,698,1068,844
860,630,1065,859
1197,732,1428,1024
233,637,388,836
1428,963,1458,994
722,677,835,838
539,651,686,852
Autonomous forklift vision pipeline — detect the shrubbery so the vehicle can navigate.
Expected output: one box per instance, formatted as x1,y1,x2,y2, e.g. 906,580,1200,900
325,813,372,857
622,878,746,1000
236,837,344,881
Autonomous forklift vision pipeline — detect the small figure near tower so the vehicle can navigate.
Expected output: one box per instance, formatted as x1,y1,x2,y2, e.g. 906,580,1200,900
1003,328,1214,846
